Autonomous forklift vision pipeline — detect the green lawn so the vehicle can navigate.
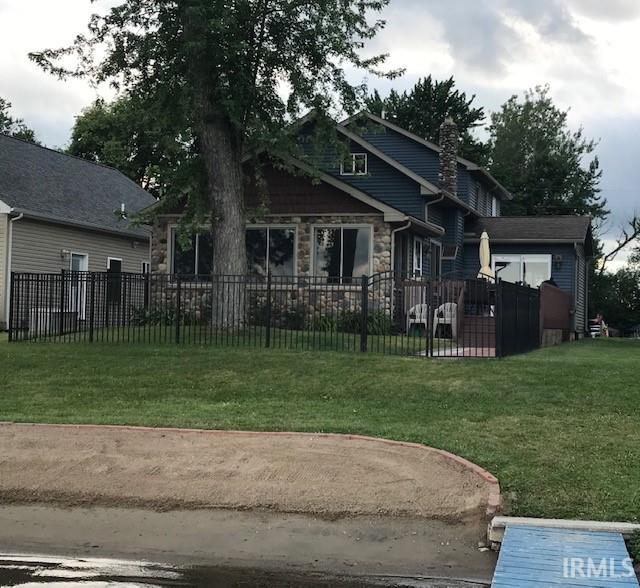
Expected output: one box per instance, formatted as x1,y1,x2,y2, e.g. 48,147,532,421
1,336,639,522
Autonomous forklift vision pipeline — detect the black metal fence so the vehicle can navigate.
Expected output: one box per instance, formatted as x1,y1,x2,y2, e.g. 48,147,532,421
8,271,540,358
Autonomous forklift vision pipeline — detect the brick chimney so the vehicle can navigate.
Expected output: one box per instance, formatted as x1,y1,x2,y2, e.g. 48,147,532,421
438,117,458,196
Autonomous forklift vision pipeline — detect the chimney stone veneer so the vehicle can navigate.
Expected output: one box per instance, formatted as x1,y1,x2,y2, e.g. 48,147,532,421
438,117,459,196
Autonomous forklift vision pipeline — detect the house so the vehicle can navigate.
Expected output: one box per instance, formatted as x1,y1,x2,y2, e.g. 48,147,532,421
0,134,156,330
150,111,593,337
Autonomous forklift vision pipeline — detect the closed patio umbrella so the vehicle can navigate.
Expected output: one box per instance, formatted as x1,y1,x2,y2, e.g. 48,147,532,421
478,231,494,280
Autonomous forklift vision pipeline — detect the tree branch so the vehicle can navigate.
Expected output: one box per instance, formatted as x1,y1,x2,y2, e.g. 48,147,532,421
599,213,640,275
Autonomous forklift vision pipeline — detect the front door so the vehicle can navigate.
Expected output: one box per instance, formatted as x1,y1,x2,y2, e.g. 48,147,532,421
69,253,88,319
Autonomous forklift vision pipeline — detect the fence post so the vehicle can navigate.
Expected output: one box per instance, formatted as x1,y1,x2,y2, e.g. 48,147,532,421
175,274,182,344
8,272,15,342
89,273,95,343
360,274,369,352
495,282,503,358
59,269,66,338
265,272,272,348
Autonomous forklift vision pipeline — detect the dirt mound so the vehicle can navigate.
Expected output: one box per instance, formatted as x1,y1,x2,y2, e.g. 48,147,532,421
0,423,498,522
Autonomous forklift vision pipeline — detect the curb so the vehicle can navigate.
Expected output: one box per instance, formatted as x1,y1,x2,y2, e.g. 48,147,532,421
0,421,502,517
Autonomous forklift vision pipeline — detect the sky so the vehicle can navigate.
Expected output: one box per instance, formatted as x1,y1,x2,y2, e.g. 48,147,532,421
1,0,638,269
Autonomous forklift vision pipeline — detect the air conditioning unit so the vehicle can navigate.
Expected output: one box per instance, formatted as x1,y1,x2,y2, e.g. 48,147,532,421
29,308,78,337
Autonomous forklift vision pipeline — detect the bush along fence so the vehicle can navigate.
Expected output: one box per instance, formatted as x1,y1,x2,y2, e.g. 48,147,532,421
8,271,540,358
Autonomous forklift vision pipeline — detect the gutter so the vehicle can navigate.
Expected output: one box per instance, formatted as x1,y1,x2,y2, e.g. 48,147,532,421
11,208,150,240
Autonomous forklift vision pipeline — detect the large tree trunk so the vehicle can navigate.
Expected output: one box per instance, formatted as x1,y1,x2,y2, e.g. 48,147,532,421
199,112,246,275
198,110,246,327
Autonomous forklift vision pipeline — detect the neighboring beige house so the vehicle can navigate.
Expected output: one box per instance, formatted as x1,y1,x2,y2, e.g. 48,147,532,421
0,134,156,330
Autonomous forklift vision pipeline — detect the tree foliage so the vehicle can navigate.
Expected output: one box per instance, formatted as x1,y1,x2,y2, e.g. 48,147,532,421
590,265,640,332
0,97,39,143
68,96,195,196
365,76,488,163
488,86,608,220
31,0,399,275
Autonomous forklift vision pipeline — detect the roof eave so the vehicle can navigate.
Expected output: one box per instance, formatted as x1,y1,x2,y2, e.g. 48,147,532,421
12,208,151,240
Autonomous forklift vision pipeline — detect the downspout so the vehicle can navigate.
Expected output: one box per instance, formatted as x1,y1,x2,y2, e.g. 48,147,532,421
5,212,23,328
425,193,445,223
390,220,411,274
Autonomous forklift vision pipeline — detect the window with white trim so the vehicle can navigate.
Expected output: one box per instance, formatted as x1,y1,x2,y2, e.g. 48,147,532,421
413,238,423,277
246,227,295,277
493,254,551,288
313,226,371,283
340,153,367,176
170,228,213,276
430,241,442,279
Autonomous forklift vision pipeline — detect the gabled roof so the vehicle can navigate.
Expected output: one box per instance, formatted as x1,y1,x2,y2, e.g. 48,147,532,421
341,111,513,201
465,216,594,254
0,134,156,238
335,124,479,216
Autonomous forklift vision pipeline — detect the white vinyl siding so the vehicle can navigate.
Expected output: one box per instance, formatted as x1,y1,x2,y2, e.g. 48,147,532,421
10,218,150,274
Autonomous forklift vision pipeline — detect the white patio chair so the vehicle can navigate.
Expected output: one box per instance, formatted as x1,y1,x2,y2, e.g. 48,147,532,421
433,302,458,340
407,303,430,334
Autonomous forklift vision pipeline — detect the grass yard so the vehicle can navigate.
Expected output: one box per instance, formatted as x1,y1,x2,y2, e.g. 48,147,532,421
1,336,639,522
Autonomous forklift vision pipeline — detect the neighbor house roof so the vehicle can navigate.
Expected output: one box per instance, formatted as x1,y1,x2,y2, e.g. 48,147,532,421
465,216,594,253
0,134,156,238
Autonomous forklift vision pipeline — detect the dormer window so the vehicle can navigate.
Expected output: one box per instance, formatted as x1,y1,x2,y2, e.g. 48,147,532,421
340,153,367,176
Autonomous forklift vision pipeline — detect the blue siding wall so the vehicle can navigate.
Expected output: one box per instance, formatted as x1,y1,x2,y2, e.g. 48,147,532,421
358,126,474,202
359,126,440,186
427,203,445,227
462,243,577,296
320,140,426,220
441,209,465,275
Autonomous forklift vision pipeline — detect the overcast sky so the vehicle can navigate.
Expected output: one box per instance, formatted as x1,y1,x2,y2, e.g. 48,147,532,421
1,0,638,268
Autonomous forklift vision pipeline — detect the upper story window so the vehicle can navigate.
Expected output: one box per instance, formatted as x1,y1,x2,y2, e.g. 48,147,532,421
246,227,296,277
340,153,368,176
491,196,499,217
170,228,213,276
313,226,371,283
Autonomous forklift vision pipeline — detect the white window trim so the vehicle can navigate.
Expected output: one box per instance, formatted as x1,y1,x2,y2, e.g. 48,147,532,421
492,254,552,287
107,257,123,271
141,261,150,274
69,252,89,272
311,224,373,279
246,224,298,276
340,153,368,176
491,196,498,217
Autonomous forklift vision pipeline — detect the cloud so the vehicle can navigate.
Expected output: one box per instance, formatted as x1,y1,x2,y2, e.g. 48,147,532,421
567,0,640,22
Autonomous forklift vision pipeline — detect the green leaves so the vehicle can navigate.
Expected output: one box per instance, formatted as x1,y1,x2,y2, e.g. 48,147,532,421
0,97,39,144
488,85,607,220
365,76,488,164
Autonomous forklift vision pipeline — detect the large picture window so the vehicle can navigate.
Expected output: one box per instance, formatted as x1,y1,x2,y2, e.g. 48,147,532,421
313,226,371,283
493,254,551,288
246,227,295,277
170,228,213,276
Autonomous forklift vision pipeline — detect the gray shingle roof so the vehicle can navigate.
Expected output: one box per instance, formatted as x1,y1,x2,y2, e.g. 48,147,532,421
466,216,593,243
0,134,156,237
